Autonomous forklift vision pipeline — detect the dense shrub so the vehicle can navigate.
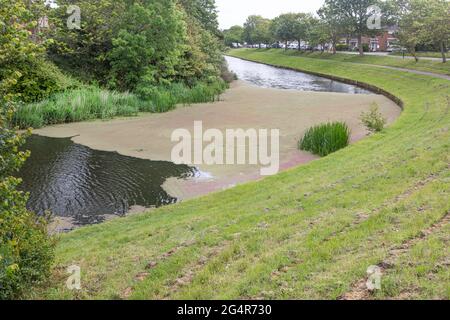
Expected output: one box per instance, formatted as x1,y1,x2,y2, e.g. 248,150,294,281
0,110,54,300
6,59,79,104
360,103,387,133
299,122,351,156
336,44,349,51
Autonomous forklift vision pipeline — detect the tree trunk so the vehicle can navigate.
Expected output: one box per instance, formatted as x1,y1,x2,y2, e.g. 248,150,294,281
285,40,288,51
410,47,419,62
298,39,301,51
440,41,447,63
332,37,337,55
259,43,261,49
358,33,364,56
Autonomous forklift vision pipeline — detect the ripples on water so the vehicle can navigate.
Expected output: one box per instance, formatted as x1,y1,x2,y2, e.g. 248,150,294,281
225,56,371,94
17,135,197,225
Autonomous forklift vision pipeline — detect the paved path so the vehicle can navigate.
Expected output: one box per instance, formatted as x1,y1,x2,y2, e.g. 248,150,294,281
361,64,450,81
340,51,445,62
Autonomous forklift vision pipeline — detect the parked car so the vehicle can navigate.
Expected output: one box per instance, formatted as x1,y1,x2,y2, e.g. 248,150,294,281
387,45,406,53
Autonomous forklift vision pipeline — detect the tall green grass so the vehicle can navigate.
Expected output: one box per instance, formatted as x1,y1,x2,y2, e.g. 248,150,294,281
13,80,228,129
299,122,351,157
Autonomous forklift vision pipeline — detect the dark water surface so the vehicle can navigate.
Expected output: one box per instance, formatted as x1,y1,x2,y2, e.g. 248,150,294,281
17,135,197,226
225,56,371,94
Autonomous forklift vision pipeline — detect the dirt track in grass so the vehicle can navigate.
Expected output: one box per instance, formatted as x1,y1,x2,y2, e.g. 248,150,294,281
34,80,401,201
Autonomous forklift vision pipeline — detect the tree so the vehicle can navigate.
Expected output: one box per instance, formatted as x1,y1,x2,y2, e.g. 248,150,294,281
318,1,349,54
223,25,244,47
0,0,54,299
308,18,331,52
243,15,272,47
271,13,299,50
292,13,315,51
325,0,382,55
395,0,449,63
179,0,220,36
418,0,449,63
395,0,423,61
49,0,224,91
108,0,187,90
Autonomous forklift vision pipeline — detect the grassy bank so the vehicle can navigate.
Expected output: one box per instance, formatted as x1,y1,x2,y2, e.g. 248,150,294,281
246,49,450,76
14,81,227,129
38,49,449,300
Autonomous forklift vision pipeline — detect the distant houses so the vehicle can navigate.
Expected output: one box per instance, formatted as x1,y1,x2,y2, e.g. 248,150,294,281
341,27,400,52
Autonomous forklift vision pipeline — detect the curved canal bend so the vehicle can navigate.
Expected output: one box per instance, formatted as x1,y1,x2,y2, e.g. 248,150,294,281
18,57,400,229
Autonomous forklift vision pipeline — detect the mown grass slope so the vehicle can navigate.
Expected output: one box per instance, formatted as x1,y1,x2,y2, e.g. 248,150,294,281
258,49,450,76
39,49,449,300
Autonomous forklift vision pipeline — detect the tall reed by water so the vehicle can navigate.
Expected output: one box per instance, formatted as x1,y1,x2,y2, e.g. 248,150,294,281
14,81,227,129
299,122,351,157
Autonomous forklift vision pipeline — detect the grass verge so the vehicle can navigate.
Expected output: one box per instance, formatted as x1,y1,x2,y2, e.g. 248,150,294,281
247,49,450,76
37,49,449,300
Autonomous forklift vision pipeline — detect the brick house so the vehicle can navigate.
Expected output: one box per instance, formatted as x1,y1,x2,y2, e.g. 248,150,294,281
341,26,399,52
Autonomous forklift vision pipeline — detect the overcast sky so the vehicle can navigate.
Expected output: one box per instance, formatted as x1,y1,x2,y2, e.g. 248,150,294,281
216,0,326,30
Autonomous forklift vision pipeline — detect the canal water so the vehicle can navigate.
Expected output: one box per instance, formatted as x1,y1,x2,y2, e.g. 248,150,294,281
225,56,371,94
17,135,197,226
18,57,373,226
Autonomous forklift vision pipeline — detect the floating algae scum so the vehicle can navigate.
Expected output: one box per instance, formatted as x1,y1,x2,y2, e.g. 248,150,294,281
25,57,399,228
27,49,450,299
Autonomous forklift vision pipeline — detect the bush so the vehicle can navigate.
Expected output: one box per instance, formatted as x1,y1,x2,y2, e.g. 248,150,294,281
336,44,349,51
360,103,387,133
0,110,55,300
299,122,351,157
3,58,79,104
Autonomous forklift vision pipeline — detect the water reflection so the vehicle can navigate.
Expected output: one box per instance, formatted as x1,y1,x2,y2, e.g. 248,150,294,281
17,135,197,225
225,56,371,94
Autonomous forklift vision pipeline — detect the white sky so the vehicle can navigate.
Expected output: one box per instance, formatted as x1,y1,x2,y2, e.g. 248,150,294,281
216,0,326,30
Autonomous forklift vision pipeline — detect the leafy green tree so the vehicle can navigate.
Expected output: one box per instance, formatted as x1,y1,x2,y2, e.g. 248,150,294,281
48,0,224,91
325,0,382,55
0,0,54,299
0,0,69,103
308,18,331,52
394,0,449,63
108,0,186,90
318,1,349,54
395,0,423,61
179,0,220,36
271,13,299,49
292,13,315,51
243,15,272,47
418,0,449,63
223,25,244,46
48,0,125,82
